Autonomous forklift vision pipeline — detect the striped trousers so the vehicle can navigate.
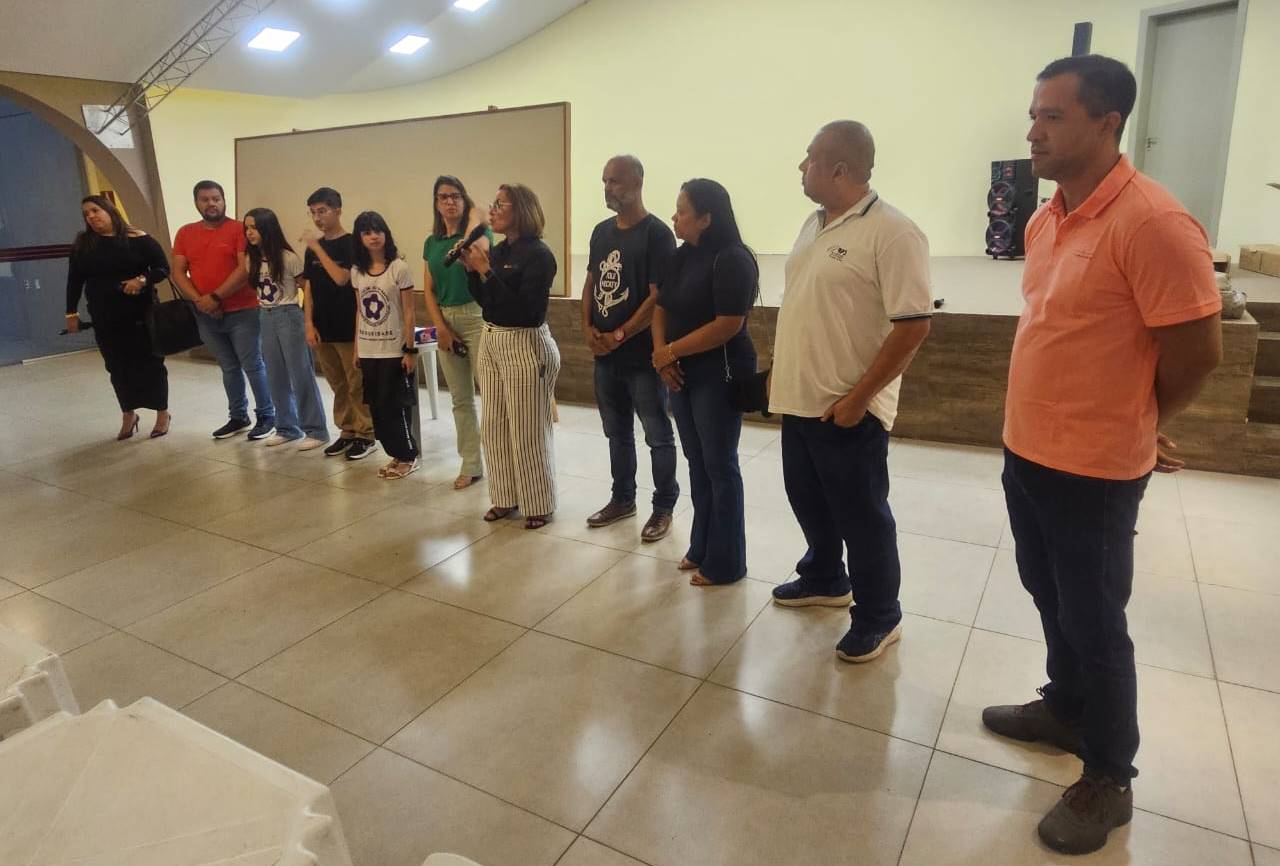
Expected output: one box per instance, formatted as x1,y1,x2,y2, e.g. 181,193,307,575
478,323,560,516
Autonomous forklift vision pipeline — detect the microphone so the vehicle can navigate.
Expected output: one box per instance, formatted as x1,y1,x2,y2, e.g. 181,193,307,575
444,223,489,267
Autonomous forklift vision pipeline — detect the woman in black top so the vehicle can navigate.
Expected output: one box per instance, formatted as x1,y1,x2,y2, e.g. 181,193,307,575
651,179,758,585
66,195,172,440
461,183,560,529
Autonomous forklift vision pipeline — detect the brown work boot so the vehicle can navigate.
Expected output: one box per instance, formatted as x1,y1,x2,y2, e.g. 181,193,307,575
640,511,673,542
982,695,1084,756
1038,773,1133,855
586,500,636,528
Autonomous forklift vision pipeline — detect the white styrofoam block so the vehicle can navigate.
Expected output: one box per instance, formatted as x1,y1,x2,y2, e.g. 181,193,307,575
0,625,80,740
0,698,353,865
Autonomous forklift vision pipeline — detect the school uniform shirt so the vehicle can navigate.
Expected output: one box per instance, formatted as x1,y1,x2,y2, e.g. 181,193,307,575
353,258,415,358
769,190,933,430
253,249,304,308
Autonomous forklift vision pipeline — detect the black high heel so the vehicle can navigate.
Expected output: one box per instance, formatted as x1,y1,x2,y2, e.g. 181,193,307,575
117,414,139,441
150,411,171,439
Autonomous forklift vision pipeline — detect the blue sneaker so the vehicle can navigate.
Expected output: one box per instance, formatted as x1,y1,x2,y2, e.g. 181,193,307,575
836,620,903,663
247,418,276,441
772,577,853,608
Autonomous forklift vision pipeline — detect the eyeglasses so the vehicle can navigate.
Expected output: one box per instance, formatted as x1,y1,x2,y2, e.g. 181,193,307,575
489,200,511,212
435,193,462,203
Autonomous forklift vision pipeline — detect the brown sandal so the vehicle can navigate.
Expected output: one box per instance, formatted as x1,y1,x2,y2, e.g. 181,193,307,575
690,570,715,586
678,557,700,571
483,506,515,522
524,514,551,530
454,474,482,490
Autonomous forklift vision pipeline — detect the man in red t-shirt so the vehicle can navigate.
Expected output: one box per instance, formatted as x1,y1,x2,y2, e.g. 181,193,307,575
171,180,276,440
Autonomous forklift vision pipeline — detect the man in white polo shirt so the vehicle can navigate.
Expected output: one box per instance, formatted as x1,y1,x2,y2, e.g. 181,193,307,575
769,120,933,663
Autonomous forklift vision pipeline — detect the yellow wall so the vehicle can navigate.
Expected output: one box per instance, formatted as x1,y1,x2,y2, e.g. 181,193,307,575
149,0,1280,255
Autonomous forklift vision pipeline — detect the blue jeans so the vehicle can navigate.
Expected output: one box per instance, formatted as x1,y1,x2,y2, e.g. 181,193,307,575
196,308,274,423
261,304,328,440
594,360,679,512
782,412,902,630
1002,448,1148,781
668,358,749,583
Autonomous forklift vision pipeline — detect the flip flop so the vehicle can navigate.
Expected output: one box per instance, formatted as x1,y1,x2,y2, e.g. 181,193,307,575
484,506,515,522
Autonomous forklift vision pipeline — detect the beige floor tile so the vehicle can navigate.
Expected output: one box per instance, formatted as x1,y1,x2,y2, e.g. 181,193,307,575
0,504,174,588
890,439,1005,490
0,592,112,653
1141,470,1184,514
37,529,276,627
0,578,22,601
331,748,574,866
711,607,968,745
203,483,390,553
1220,684,1280,848
320,453,455,501
1257,846,1280,866
79,454,233,507
536,477,658,552
1133,508,1195,579
900,752,1252,866
1178,469,1280,527
7,435,168,488
738,421,782,458
740,504,808,584
739,455,790,513
938,630,1246,836
587,684,930,866
0,474,100,534
1187,514,1280,594
130,466,311,525
389,631,697,829
290,502,496,587
189,435,358,481
60,631,225,710
182,682,374,785
976,551,1214,677
627,506,695,565
555,429,617,486
559,838,649,866
401,528,627,626
127,556,382,677
422,475,508,519
889,475,1007,547
538,555,773,677
240,591,523,742
1201,583,1280,692
899,532,996,625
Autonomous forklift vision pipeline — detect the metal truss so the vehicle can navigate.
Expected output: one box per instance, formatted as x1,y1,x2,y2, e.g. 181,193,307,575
94,0,276,135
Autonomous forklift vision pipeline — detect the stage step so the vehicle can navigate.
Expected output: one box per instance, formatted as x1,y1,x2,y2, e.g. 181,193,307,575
1248,300,1280,332
1245,421,1280,477
1249,375,1280,424
1257,332,1280,378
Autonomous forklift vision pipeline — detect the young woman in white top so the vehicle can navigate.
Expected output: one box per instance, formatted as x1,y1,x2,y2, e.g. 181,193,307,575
351,210,419,479
244,207,329,449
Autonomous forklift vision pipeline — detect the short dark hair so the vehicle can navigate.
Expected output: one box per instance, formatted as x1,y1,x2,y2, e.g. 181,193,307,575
307,187,342,209
352,210,399,273
193,180,224,199
1037,54,1137,141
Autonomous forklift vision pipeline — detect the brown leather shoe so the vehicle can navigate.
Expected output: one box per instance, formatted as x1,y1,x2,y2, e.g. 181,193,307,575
982,695,1084,756
1038,773,1133,855
586,500,636,528
640,511,673,543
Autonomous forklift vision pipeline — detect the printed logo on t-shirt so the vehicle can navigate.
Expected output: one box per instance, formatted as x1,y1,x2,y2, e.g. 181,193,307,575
361,287,391,324
256,274,281,304
827,246,849,262
595,249,628,317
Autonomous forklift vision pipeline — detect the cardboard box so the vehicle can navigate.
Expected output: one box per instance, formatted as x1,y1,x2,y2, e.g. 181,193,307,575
1240,244,1280,278
1211,249,1232,273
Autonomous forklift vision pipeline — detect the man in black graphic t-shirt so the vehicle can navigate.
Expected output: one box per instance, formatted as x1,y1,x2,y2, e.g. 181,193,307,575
581,155,679,542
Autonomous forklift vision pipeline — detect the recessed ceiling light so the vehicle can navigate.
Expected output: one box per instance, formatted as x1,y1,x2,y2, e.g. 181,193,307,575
247,27,301,52
389,34,430,54
453,0,492,11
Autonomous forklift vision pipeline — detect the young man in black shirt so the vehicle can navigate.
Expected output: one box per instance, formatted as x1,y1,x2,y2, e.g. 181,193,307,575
298,187,377,460
581,156,679,541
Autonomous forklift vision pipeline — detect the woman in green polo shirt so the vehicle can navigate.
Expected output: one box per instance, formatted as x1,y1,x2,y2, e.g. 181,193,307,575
423,175,493,489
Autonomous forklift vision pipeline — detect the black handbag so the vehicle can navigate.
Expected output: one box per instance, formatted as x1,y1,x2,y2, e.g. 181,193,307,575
145,281,202,356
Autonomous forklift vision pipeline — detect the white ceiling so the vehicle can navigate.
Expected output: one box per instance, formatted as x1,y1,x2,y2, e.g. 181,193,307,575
0,0,586,97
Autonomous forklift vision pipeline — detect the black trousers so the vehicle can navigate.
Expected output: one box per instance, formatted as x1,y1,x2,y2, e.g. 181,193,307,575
92,311,167,412
1002,448,1148,781
360,357,418,460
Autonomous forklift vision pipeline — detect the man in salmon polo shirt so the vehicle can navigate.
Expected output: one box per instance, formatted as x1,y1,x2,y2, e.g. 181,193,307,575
171,180,275,440
982,55,1222,856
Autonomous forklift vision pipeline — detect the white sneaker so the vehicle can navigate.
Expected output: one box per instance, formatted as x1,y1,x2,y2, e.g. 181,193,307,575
297,437,327,452
264,434,290,447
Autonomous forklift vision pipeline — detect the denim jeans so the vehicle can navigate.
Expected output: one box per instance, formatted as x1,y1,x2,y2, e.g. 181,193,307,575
594,359,679,512
782,412,902,630
1002,448,1149,781
261,304,328,440
668,356,750,583
196,307,274,423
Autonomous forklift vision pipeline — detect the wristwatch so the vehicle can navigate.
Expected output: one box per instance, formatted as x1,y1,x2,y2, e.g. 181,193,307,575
402,345,419,355
613,327,625,343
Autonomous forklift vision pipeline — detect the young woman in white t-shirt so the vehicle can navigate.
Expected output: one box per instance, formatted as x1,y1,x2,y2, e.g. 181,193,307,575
244,208,329,449
351,210,419,479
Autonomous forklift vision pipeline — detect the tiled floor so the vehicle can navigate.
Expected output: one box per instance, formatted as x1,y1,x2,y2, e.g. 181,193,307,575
2,351,1278,866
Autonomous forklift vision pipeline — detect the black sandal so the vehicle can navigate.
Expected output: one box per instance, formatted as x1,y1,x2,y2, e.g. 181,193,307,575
483,506,515,522
524,514,551,530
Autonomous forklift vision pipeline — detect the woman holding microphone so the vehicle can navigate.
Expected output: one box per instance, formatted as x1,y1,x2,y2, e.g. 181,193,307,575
461,183,560,530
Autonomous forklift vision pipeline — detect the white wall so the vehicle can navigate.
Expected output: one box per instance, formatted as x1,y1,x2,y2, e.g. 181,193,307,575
150,0,1280,255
